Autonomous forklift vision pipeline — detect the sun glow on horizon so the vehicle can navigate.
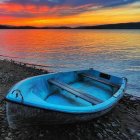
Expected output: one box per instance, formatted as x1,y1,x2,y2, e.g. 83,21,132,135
0,1,140,27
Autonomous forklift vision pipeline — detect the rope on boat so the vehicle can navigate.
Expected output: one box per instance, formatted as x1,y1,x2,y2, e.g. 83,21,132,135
12,89,24,103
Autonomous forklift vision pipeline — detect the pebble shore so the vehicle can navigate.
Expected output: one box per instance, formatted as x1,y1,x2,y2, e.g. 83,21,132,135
0,59,140,140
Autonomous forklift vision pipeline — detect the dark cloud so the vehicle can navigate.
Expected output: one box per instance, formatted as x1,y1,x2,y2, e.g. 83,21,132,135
2,0,138,7
0,0,138,18
2,0,65,6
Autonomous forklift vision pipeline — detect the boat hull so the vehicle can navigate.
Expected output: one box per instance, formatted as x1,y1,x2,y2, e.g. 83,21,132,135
6,100,115,129
5,69,127,129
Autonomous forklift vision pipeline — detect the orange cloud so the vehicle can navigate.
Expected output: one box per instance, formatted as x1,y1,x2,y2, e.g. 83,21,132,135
0,3,49,16
0,3,24,13
0,2,140,26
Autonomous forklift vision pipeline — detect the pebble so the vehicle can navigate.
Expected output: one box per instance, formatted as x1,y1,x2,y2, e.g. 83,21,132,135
127,128,136,135
94,124,99,128
8,132,11,137
135,115,140,122
122,133,129,139
5,137,11,140
111,122,118,127
97,133,103,140
46,130,49,134
106,129,113,133
130,96,140,101
136,132,140,137
102,130,107,135
39,133,44,137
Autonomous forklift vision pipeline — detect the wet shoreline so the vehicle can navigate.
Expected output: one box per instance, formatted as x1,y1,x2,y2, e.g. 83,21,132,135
0,59,140,140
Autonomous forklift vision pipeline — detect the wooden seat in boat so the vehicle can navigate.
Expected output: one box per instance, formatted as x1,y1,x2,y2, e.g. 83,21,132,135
48,79,103,105
79,73,120,88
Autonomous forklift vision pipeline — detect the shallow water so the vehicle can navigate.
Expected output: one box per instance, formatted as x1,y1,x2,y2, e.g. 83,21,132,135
0,29,140,97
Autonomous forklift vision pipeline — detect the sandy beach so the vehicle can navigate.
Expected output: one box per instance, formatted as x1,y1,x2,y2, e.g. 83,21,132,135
0,59,140,140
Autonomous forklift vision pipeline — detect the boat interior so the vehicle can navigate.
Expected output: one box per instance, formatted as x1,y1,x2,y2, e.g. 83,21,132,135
34,70,121,107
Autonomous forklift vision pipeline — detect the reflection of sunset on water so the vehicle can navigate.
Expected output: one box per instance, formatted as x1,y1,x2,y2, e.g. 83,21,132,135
0,29,140,96
0,30,140,55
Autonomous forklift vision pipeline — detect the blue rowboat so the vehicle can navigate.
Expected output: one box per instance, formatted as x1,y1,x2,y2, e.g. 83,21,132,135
6,69,127,128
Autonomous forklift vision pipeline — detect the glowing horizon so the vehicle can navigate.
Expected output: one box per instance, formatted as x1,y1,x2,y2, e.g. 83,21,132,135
0,0,140,27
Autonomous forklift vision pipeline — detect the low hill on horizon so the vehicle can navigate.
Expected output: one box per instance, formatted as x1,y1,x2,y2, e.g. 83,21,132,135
0,22,140,29
75,22,140,29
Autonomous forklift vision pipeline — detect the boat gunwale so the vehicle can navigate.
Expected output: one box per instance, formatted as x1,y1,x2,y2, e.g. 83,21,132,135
5,81,127,114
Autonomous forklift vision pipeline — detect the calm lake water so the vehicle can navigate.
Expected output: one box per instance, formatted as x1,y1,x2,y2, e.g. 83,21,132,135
0,29,140,97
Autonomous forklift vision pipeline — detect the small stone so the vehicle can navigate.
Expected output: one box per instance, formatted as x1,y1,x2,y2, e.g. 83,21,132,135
1,128,5,132
136,132,140,137
111,122,118,127
97,133,103,140
15,131,20,135
107,123,111,127
115,119,120,124
97,120,101,123
112,133,118,138
135,115,140,122
5,137,11,140
103,130,107,135
8,132,11,136
39,133,44,137
122,133,129,139
94,124,99,128
127,128,136,135
130,97,137,101
106,129,113,133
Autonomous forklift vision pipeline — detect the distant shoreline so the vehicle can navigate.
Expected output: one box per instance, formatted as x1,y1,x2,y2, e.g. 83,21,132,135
0,22,140,29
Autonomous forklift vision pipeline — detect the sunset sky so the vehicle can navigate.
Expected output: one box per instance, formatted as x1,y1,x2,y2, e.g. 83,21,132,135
0,0,140,27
